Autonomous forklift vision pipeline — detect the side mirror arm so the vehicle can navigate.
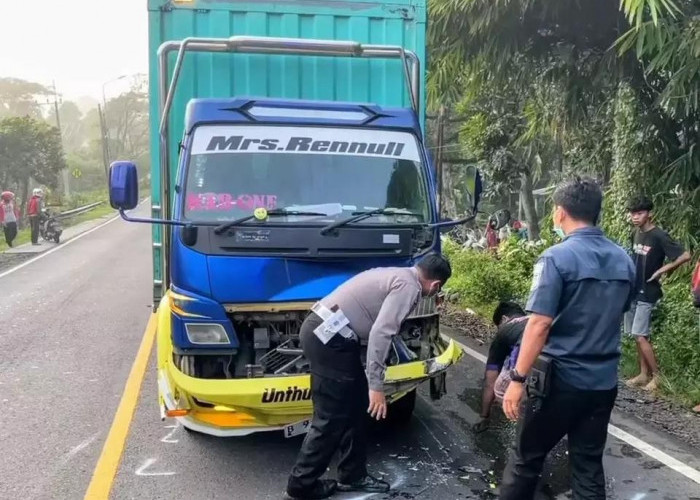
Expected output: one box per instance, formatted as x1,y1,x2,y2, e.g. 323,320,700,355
118,208,188,227
427,212,478,229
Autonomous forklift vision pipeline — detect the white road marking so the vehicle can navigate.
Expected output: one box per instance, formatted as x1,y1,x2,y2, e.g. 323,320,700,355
444,334,700,486
135,458,176,476
607,426,700,485
0,215,121,280
160,423,179,444
63,432,100,462
630,493,647,500
0,199,148,281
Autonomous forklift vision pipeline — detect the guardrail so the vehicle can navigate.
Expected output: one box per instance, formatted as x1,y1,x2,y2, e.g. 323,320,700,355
56,201,104,220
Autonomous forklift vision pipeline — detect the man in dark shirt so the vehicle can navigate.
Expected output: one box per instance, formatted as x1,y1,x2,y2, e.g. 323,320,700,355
625,196,690,391
500,177,636,500
473,301,527,433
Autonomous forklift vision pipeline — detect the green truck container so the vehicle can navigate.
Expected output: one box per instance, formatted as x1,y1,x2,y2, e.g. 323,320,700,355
146,0,428,301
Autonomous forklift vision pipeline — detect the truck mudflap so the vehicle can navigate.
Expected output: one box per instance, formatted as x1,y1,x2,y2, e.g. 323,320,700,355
156,297,463,436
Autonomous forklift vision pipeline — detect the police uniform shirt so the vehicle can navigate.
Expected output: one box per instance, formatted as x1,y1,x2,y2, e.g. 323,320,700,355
526,227,636,390
319,267,422,391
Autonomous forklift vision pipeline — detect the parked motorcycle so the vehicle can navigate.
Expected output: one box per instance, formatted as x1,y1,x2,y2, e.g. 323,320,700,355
40,208,63,244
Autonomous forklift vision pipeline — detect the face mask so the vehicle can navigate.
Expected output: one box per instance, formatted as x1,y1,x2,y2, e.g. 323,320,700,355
553,206,566,239
426,282,440,297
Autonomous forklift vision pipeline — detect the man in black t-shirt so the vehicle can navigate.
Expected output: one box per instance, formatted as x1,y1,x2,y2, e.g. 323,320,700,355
473,301,527,433
625,196,690,391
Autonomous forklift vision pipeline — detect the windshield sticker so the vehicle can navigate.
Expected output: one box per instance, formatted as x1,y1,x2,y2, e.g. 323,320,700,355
191,126,421,162
187,193,278,211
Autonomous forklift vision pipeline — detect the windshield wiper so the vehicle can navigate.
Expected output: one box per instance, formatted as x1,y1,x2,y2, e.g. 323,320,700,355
213,208,327,235
320,208,423,236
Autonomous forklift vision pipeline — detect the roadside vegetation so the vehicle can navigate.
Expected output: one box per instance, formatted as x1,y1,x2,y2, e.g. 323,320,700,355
442,235,700,407
429,0,700,407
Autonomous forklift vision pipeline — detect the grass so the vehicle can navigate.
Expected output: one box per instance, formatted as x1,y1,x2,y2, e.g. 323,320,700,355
0,201,116,252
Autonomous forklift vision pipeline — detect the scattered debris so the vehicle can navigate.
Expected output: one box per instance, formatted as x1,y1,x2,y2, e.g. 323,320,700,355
458,466,483,474
441,304,494,345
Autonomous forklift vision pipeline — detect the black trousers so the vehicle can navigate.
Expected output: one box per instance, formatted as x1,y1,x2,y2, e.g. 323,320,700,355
288,314,368,492
500,382,617,500
3,222,17,247
29,216,40,244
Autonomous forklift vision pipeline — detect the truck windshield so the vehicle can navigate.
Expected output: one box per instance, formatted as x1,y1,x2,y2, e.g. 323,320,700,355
183,125,430,224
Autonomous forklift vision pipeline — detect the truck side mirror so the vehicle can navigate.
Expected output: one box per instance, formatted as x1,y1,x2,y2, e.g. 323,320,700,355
109,161,139,210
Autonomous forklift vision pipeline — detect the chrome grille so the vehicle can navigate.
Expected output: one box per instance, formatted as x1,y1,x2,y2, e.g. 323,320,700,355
407,295,437,319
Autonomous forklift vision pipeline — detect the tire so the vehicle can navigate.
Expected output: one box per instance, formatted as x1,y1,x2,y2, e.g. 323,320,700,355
387,389,416,425
54,234,60,244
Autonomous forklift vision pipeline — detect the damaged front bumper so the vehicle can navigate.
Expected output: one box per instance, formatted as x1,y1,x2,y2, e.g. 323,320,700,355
155,297,464,437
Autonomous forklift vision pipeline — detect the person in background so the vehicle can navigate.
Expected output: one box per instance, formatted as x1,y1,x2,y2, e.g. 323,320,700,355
625,196,691,391
485,217,499,250
473,301,528,433
0,191,20,247
511,220,524,240
27,188,43,246
500,177,635,500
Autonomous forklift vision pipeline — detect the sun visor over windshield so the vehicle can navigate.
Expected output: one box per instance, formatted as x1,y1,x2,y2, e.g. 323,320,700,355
190,125,422,163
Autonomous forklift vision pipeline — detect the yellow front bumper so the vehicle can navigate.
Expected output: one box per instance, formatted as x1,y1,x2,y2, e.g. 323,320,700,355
156,296,463,436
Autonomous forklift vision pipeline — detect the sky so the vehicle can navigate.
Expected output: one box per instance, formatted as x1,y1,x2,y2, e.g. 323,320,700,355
0,0,149,101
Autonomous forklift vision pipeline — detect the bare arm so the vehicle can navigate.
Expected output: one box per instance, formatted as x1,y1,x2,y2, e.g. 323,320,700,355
480,370,499,418
660,251,691,274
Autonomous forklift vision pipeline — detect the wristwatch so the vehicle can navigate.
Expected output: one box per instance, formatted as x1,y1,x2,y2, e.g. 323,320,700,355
509,369,527,383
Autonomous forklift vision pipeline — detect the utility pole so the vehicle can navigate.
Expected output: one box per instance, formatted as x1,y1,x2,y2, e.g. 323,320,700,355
435,106,446,218
51,81,70,199
98,103,110,179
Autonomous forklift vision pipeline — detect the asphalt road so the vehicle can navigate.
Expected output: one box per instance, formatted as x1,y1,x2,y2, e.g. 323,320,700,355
0,206,698,500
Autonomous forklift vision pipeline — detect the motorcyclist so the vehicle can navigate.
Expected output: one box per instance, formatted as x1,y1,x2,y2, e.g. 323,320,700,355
27,188,44,246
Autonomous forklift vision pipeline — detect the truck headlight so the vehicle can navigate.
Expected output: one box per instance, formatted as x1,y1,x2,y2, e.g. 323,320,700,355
185,323,230,344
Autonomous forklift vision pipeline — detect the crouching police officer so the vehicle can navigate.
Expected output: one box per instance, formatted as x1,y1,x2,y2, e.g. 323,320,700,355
500,177,635,500
286,254,452,500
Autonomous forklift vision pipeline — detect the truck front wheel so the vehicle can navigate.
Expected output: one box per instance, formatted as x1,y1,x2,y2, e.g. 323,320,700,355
387,389,416,425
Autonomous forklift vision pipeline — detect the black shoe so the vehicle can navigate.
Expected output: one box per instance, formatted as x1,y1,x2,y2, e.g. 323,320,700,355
337,475,390,493
286,479,337,500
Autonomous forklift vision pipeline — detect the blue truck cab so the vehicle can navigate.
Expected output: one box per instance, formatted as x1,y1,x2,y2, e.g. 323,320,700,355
109,9,481,437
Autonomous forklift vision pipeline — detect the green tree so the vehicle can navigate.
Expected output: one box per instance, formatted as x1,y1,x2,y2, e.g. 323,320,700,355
0,116,67,211
0,78,52,119
47,101,86,153
104,75,150,172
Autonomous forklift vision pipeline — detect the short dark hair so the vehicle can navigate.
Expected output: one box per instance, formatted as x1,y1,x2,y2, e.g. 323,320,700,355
492,301,526,326
416,253,452,283
552,176,602,225
627,196,653,213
